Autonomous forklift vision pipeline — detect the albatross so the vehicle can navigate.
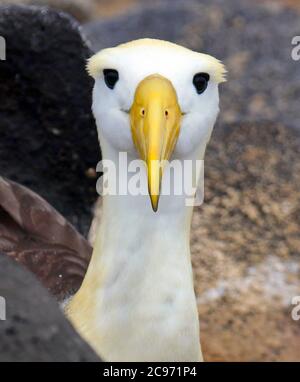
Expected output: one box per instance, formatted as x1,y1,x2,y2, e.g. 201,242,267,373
66,38,226,362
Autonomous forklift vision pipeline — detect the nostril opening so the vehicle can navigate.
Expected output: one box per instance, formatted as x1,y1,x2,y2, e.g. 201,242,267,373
165,110,169,117
141,108,145,117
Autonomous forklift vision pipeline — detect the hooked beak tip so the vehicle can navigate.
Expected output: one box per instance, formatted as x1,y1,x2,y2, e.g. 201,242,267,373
150,198,159,213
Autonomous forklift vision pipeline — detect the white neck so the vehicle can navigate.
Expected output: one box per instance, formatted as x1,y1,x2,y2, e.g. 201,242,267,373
67,138,203,362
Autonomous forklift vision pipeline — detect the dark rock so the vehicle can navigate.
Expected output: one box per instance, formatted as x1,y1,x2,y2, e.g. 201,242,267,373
0,253,100,361
0,5,100,236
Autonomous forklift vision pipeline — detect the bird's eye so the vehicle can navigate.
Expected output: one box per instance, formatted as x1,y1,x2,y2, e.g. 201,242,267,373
103,69,119,89
193,72,210,94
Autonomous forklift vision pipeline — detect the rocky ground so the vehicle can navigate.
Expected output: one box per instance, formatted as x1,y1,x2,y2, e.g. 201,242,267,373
193,122,300,361
0,1,299,362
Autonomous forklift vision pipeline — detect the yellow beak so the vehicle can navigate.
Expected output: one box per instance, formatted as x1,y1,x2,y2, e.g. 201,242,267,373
130,74,182,212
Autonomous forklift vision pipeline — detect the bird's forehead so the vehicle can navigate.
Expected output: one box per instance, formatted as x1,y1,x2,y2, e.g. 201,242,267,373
88,39,226,84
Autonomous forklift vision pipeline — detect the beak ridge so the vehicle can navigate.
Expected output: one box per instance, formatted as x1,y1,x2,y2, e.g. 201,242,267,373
130,74,182,212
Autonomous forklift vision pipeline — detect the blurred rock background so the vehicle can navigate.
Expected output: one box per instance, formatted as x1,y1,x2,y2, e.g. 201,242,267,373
0,0,299,361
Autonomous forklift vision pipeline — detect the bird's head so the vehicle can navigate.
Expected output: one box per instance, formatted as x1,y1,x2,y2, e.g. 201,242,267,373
88,39,226,211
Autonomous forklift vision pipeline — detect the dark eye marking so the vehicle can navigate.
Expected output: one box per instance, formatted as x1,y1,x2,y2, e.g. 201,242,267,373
103,69,119,89
193,72,210,94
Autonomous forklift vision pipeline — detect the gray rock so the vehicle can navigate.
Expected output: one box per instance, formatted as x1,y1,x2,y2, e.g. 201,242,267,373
0,0,95,22
0,5,100,235
0,253,100,361
83,1,194,50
